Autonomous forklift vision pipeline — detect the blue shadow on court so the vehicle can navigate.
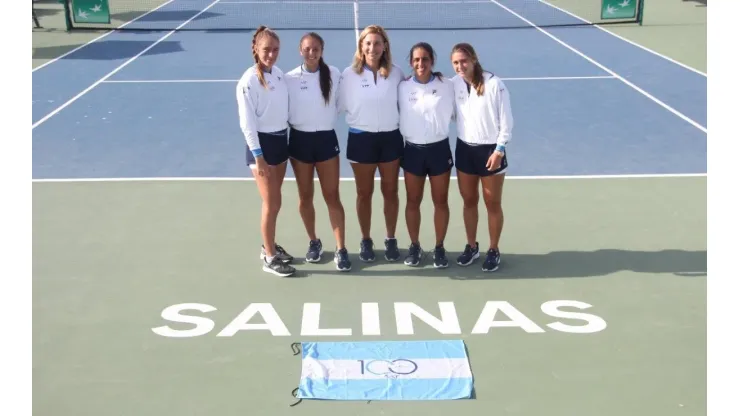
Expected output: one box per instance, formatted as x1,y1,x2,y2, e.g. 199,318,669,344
33,40,186,62
116,10,222,22
114,10,225,30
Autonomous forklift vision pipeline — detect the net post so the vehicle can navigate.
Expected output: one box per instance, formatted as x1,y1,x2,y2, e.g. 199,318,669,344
32,7,42,28
353,1,360,43
637,0,645,26
60,0,72,32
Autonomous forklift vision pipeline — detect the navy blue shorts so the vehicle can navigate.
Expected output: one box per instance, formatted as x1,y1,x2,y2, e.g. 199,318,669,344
402,139,454,177
346,129,404,164
246,129,289,167
454,138,508,177
288,129,340,164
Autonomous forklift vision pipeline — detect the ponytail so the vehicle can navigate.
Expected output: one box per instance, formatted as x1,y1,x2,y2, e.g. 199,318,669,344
471,63,485,96
300,32,333,105
317,57,332,105
252,25,280,89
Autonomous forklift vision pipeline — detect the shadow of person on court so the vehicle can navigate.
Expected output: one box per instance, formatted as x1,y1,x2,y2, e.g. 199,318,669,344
290,254,336,267
337,248,706,280
33,40,186,62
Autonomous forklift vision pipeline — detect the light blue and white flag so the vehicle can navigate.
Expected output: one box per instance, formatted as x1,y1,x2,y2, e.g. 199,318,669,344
296,340,473,401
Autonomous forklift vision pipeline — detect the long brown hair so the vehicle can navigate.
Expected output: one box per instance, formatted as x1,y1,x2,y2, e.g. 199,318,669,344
352,25,393,78
408,42,444,82
300,32,333,105
451,43,485,96
252,25,280,88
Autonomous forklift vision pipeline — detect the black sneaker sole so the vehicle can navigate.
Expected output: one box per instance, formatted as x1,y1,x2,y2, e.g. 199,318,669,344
456,252,480,266
334,262,352,272
305,249,324,263
404,260,420,266
359,254,375,263
262,264,295,277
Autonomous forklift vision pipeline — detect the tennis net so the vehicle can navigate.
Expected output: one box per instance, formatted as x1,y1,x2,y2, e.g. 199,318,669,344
64,0,644,31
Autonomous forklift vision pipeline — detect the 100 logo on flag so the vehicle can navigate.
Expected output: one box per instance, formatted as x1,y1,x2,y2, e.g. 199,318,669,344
296,340,473,401
357,359,419,378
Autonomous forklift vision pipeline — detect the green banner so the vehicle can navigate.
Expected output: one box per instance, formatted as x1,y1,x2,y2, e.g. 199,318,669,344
601,0,638,20
71,0,111,24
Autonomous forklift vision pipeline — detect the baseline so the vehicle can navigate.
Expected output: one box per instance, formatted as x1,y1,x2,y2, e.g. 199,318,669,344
99,75,617,83
31,173,708,183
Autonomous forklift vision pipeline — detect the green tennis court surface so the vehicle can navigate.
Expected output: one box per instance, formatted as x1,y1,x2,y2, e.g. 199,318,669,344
33,177,706,415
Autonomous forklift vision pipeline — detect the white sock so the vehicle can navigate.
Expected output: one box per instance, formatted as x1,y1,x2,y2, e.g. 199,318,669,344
266,255,275,263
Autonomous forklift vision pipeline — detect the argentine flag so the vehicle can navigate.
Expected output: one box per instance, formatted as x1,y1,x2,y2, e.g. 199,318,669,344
296,340,473,401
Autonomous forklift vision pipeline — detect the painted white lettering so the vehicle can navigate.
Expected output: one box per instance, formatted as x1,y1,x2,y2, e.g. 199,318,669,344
394,302,461,335
301,303,352,336
217,303,290,336
362,302,381,336
151,303,216,338
153,300,606,338
541,300,607,333
471,301,546,333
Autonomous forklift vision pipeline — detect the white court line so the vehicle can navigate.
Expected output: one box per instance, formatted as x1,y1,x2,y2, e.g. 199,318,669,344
498,75,615,81
32,0,175,73
31,0,223,130
100,75,616,83
488,0,706,134
32,173,706,183
538,0,707,77
103,79,238,83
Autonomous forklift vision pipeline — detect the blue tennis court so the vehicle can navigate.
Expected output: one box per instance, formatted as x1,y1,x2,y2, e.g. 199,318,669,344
32,0,706,180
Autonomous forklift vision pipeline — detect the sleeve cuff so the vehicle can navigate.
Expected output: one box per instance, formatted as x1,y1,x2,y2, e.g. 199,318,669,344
495,144,506,153
251,148,263,158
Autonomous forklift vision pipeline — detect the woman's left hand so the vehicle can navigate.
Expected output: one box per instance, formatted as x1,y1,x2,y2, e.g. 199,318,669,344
486,150,504,171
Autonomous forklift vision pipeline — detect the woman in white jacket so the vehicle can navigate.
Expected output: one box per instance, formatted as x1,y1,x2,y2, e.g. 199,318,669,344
337,25,406,264
449,42,514,272
284,32,351,272
397,42,455,269
236,26,295,277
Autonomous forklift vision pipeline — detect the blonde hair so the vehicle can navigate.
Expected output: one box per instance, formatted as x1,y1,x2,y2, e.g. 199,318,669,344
352,25,393,78
451,43,486,96
252,25,280,88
